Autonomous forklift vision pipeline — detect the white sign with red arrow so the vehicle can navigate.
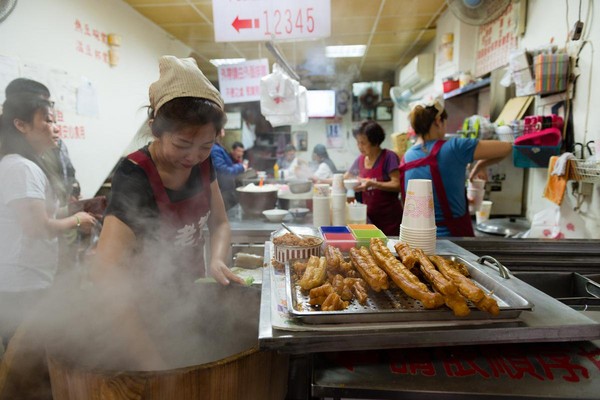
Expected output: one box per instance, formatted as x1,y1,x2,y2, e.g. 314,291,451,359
212,0,330,42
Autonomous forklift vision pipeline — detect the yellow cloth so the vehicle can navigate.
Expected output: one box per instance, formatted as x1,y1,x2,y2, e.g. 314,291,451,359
543,156,573,205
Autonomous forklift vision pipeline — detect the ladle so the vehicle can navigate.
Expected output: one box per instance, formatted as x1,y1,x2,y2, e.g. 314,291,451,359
281,222,303,240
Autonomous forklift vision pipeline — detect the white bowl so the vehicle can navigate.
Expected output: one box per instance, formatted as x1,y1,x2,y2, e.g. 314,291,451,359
289,207,310,221
262,209,289,222
343,179,359,191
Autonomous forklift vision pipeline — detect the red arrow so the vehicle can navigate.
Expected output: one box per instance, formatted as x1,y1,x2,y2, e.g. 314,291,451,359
232,16,253,32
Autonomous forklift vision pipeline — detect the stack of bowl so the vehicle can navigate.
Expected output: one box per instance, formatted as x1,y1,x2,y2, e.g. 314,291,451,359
400,179,436,254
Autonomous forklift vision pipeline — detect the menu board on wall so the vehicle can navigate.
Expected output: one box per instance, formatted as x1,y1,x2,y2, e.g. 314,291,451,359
474,2,519,77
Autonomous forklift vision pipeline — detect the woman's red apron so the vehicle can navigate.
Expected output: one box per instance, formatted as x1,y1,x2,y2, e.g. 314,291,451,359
358,149,402,236
128,150,212,280
399,140,474,237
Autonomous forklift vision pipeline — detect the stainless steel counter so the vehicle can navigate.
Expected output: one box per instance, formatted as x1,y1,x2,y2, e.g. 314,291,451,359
226,205,313,243
258,240,600,354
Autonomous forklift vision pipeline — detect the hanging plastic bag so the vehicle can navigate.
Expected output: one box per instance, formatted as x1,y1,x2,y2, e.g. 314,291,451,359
522,197,588,239
260,63,307,126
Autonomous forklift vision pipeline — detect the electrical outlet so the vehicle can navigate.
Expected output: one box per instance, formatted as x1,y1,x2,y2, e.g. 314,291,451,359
580,182,594,196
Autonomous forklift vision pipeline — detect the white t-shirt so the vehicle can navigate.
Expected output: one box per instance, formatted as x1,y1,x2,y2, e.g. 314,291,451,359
313,162,334,180
0,154,58,292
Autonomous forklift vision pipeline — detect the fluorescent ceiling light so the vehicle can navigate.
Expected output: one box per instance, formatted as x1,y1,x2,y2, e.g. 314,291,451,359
209,58,246,67
325,45,366,58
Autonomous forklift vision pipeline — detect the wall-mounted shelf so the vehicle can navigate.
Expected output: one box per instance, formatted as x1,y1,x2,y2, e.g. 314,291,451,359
443,77,491,100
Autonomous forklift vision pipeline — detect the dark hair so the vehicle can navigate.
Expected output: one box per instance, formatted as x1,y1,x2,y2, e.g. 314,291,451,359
149,97,226,138
231,141,244,150
355,120,385,146
284,144,296,152
5,78,51,99
409,105,448,138
312,144,338,174
0,93,57,191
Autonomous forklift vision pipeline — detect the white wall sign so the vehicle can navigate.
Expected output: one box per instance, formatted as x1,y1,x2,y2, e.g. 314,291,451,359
218,58,269,104
212,0,330,42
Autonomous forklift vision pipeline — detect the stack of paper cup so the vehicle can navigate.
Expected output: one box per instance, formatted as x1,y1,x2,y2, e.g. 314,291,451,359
467,179,485,214
331,174,345,194
313,183,331,227
331,193,347,225
400,179,436,254
475,200,493,224
313,183,331,197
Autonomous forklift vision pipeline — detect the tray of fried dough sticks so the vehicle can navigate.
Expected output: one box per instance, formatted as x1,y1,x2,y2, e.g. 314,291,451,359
284,253,533,325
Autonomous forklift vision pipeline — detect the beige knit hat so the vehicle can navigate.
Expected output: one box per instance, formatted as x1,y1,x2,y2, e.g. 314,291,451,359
149,56,224,116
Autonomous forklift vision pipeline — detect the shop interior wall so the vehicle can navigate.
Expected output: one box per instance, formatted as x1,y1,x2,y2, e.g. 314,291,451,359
0,0,191,198
520,0,599,238
393,0,599,238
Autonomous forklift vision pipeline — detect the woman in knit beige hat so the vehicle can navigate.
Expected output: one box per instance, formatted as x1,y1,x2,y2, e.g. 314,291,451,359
91,56,244,370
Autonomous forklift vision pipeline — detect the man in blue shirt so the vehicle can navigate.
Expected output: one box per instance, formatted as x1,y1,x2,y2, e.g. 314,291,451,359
211,131,248,210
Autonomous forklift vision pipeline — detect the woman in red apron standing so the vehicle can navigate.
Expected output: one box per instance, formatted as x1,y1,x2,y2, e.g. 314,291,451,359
92,56,244,370
345,121,402,236
400,99,512,237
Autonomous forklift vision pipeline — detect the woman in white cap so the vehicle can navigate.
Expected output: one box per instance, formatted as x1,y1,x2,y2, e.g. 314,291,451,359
401,99,511,236
91,56,244,369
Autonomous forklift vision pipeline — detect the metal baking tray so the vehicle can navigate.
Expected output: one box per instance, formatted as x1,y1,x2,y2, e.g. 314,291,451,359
285,255,534,324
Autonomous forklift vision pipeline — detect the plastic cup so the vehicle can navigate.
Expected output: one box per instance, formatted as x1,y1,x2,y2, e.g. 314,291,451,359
475,200,493,224
468,179,486,190
347,203,367,225
467,188,485,214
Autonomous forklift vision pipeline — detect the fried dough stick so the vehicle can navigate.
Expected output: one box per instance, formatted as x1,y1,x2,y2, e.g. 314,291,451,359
429,256,499,316
369,238,444,309
322,292,349,311
309,283,335,306
325,245,343,274
394,242,420,270
429,256,484,302
349,247,389,292
414,249,471,317
297,256,327,291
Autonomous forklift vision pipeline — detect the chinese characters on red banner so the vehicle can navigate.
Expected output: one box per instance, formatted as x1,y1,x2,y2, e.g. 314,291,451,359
74,19,110,65
330,343,600,384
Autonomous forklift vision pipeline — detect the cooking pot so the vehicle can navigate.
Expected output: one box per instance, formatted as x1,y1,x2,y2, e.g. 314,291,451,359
237,186,278,216
44,281,288,400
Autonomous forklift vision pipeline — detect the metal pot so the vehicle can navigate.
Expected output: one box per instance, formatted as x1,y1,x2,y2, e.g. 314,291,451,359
236,187,278,216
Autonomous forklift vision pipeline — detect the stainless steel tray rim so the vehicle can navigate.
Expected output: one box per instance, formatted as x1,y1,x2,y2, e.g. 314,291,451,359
284,254,534,324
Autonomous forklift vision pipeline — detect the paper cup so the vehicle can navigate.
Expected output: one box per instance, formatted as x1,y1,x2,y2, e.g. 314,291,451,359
475,200,493,224
406,179,433,197
313,183,331,197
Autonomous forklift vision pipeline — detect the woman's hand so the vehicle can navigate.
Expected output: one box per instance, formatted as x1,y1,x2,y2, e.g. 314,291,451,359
468,160,488,181
73,211,97,234
354,178,374,192
209,259,245,286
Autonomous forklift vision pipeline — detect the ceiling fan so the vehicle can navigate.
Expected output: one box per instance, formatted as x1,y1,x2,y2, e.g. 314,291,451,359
0,0,17,23
446,0,511,26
